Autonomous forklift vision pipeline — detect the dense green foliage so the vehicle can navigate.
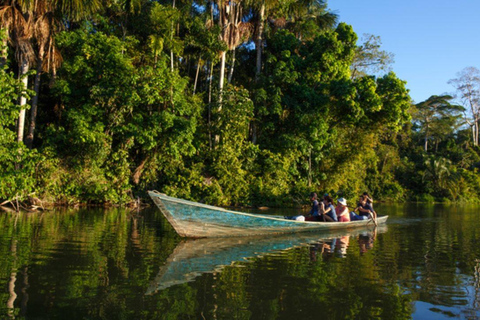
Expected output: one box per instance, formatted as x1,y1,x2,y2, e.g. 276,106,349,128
2,1,480,205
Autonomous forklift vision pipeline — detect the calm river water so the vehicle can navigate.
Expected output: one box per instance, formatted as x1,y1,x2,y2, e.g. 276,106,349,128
1,203,480,319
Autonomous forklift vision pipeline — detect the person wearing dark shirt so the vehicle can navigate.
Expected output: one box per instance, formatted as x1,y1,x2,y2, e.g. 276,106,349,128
305,192,320,221
285,192,317,221
355,195,377,225
356,200,373,217
362,192,377,220
309,192,319,217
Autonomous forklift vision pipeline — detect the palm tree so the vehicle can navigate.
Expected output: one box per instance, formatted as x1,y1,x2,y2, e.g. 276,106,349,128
0,1,35,143
25,3,62,148
283,0,337,40
216,0,251,93
1,0,102,147
244,0,282,81
423,156,451,190
149,34,164,64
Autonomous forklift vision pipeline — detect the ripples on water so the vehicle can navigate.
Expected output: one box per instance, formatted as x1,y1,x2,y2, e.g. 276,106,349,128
1,205,480,319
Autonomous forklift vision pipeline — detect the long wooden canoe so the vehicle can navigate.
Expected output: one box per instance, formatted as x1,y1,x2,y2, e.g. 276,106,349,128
148,191,388,238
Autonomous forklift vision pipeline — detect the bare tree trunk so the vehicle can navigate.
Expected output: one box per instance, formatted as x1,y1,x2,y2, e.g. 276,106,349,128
215,50,227,146
255,2,265,81
227,48,235,83
208,61,214,150
475,118,479,146
132,156,149,185
424,125,429,152
251,122,257,144
218,51,226,97
193,58,201,94
251,2,265,145
26,57,43,149
308,148,312,187
17,58,30,143
208,61,213,106
170,0,176,72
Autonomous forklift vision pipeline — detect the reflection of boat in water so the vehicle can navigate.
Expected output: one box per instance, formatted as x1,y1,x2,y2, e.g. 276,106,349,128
146,226,387,294
148,191,388,238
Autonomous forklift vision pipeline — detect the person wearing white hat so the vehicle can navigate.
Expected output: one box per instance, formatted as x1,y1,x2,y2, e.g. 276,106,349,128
335,198,350,222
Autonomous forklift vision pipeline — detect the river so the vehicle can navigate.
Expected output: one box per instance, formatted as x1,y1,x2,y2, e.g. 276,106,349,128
1,203,479,319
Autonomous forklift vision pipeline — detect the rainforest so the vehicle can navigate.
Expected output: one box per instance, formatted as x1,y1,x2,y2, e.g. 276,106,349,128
1,0,480,207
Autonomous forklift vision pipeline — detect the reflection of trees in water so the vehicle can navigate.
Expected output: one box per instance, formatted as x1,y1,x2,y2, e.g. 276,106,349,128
475,259,480,310
2,205,479,319
0,208,176,319
6,238,16,319
376,207,480,318
161,232,412,320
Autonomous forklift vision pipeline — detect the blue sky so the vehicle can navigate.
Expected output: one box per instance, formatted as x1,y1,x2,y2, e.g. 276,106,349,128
330,0,480,103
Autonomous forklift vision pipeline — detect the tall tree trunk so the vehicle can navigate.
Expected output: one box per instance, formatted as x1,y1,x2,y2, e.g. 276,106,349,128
471,125,475,147
208,61,214,150
424,123,429,152
26,56,43,149
227,48,235,83
132,156,149,185
170,0,176,72
17,57,29,143
193,58,201,94
255,2,265,81
475,118,479,146
251,1,266,144
215,50,226,146
219,51,226,96
251,122,257,144
308,148,312,187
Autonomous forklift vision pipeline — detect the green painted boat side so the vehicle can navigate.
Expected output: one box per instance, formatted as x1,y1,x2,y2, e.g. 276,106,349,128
148,190,388,238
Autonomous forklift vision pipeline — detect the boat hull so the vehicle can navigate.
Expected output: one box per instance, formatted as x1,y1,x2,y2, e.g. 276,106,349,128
148,191,388,238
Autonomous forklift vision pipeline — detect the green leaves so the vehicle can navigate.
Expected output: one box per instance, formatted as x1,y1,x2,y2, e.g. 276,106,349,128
0,64,39,200
44,27,202,202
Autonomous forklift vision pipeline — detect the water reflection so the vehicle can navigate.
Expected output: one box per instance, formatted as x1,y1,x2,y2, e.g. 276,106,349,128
148,227,386,294
1,204,480,319
310,235,351,261
308,230,380,263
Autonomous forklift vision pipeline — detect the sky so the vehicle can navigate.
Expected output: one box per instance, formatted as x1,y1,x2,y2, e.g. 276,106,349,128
330,0,480,103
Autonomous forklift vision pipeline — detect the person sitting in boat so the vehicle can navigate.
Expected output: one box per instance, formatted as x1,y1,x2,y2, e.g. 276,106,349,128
355,196,375,220
335,198,350,222
320,195,337,222
309,192,319,216
304,192,321,221
362,192,377,220
285,192,317,221
362,192,374,205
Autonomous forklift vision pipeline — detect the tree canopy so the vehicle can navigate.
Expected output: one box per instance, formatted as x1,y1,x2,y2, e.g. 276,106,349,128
2,1,480,206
